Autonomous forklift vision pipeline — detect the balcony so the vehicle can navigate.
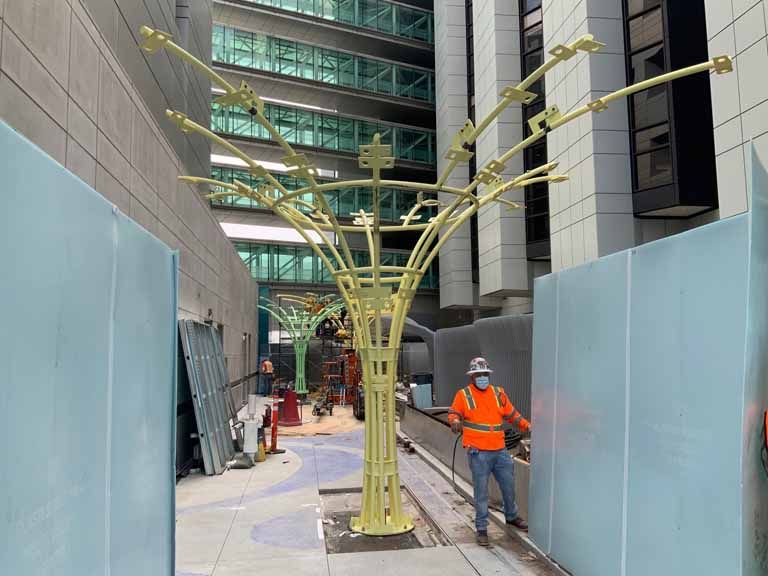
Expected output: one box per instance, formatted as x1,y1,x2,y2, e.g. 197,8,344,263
223,0,434,44
213,25,435,105
211,101,437,167
234,241,440,289
210,165,438,221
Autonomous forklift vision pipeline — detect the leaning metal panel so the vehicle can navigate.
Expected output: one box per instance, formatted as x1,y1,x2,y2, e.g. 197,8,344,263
0,120,176,575
198,323,234,462
179,320,218,475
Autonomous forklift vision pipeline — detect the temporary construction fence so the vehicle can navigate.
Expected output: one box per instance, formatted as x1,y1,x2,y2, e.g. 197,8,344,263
530,146,768,576
0,121,177,575
433,315,533,419
179,320,238,475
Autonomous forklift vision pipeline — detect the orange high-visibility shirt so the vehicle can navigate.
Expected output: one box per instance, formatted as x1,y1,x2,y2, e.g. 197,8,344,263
448,384,530,451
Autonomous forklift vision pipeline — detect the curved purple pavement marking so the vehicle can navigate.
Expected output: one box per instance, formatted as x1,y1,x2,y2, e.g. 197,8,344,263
176,444,362,516
250,508,325,550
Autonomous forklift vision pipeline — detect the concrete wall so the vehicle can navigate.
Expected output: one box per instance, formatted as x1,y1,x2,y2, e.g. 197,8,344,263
705,0,768,218
435,0,474,308
0,0,258,385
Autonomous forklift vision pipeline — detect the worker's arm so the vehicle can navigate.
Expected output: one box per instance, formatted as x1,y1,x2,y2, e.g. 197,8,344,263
500,389,531,432
448,392,465,433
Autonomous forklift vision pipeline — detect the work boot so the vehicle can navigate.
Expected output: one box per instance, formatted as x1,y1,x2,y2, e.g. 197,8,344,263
476,530,489,546
506,517,528,531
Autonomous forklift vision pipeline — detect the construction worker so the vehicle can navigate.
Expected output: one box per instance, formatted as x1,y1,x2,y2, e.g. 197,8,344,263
260,356,274,395
448,357,530,546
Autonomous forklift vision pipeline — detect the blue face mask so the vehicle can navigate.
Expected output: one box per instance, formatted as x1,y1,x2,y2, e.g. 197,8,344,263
474,376,490,390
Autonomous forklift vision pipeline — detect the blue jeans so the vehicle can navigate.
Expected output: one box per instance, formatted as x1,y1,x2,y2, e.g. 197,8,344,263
467,447,518,531
257,373,273,395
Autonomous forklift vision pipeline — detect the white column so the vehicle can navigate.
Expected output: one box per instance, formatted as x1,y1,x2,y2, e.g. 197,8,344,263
543,0,634,272
436,0,475,308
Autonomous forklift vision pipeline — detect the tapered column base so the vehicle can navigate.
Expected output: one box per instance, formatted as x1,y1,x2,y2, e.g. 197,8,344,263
349,514,414,536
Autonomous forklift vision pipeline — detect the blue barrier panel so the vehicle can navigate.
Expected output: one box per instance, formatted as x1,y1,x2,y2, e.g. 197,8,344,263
742,147,768,574
531,147,768,576
551,253,629,576
0,121,177,575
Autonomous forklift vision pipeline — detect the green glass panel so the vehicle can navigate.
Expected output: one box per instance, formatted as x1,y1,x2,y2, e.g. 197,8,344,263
357,188,372,214
252,245,271,281
275,245,296,282
232,29,255,68
296,245,314,281
337,117,355,152
318,115,339,149
380,188,394,222
338,188,356,216
212,25,227,62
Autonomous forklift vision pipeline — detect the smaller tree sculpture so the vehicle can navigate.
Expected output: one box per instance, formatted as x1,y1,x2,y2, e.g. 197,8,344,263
259,293,345,394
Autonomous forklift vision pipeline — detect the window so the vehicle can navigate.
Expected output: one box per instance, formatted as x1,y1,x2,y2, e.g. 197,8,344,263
635,147,673,189
521,0,542,12
631,85,667,130
520,0,550,256
627,0,661,17
211,102,435,165
212,25,435,102
523,8,542,29
630,44,664,83
628,7,663,52
523,23,543,53
634,123,669,154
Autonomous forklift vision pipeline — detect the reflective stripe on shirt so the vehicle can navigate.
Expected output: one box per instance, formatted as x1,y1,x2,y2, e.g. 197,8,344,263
462,387,476,410
463,421,504,432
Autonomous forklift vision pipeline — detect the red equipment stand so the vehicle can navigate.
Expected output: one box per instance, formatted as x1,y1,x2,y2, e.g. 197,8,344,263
267,392,285,454
278,388,303,427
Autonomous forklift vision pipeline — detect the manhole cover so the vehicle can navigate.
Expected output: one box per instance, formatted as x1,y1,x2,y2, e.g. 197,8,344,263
320,489,449,554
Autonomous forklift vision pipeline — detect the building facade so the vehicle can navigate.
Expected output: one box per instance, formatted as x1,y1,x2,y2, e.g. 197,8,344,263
435,0,768,316
208,0,442,333
0,0,259,389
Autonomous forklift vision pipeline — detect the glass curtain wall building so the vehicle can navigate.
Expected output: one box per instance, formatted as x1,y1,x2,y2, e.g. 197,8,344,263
209,0,438,305
238,0,434,43
211,101,436,164
234,241,439,288
213,25,435,103
210,165,438,221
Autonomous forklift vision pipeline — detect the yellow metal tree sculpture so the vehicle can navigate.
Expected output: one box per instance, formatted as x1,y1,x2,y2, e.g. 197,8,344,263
259,293,345,394
138,25,733,536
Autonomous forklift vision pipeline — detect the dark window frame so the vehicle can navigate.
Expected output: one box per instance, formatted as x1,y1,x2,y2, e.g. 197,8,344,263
520,0,550,259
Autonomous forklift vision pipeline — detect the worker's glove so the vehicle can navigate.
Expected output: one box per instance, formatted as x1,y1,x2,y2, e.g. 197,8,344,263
450,420,463,434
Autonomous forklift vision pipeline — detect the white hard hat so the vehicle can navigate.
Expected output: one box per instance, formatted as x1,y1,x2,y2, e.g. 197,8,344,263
467,357,493,375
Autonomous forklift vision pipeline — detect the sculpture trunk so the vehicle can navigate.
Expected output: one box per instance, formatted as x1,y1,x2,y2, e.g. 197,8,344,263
350,295,414,536
294,340,308,394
